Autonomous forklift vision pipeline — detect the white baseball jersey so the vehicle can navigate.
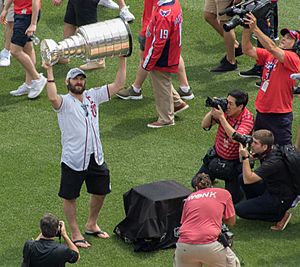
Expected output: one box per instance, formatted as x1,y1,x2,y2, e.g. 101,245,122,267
55,85,109,171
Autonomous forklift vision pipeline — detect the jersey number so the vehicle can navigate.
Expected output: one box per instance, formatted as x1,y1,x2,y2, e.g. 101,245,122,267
160,29,169,39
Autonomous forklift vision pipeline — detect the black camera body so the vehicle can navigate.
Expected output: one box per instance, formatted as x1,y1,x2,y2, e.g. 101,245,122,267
218,224,234,248
205,97,228,112
56,223,62,239
232,132,253,146
220,0,272,32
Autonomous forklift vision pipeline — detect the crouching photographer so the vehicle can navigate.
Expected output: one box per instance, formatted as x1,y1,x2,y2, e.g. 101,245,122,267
173,173,240,267
21,213,79,267
193,89,254,204
235,130,297,230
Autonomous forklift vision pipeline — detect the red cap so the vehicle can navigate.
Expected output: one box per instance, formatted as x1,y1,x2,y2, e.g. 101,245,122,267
280,28,300,41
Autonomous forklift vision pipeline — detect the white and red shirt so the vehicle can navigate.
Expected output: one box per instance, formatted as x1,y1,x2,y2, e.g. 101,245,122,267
215,108,254,160
178,188,235,244
55,85,109,171
142,0,182,73
255,48,300,113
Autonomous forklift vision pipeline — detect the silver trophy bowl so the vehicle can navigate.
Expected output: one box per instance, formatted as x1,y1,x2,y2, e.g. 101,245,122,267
41,18,132,66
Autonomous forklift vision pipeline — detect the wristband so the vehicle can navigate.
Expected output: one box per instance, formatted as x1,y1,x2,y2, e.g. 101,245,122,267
242,156,249,161
47,80,55,83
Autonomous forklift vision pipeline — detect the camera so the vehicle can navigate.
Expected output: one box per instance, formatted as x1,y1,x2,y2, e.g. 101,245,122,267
232,132,253,146
56,223,62,239
205,97,228,112
218,224,234,248
219,0,272,32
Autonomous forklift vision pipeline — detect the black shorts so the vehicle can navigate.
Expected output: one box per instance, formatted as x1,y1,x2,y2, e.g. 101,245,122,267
11,14,32,47
11,12,41,47
64,0,98,27
138,34,146,51
59,156,111,200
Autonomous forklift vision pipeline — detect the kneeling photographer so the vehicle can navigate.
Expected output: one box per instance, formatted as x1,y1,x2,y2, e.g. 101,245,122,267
174,173,240,267
21,213,79,267
235,130,297,231
193,89,254,203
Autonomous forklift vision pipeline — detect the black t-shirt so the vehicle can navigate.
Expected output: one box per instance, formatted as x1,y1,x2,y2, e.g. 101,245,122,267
254,150,295,199
21,239,78,267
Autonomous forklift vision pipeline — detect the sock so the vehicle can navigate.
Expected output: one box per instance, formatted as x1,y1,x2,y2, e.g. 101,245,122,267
180,86,190,93
132,85,141,93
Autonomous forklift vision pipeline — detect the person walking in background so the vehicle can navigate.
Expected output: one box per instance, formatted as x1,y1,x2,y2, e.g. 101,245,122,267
0,0,46,99
116,0,194,101
0,0,14,66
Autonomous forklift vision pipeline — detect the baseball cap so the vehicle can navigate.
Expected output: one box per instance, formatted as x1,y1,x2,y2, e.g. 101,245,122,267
280,28,300,41
66,68,86,80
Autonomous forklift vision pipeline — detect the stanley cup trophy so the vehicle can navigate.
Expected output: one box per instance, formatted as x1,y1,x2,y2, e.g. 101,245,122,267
41,18,132,66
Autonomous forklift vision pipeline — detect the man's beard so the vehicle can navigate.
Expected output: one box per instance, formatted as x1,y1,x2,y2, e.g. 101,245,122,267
67,83,86,95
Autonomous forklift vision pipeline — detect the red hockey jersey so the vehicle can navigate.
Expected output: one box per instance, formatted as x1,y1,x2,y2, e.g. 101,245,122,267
142,0,182,73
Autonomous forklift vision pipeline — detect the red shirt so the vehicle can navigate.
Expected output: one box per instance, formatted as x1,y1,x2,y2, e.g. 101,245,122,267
142,0,182,73
215,108,254,160
178,188,235,244
13,0,32,14
255,48,300,113
140,0,156,37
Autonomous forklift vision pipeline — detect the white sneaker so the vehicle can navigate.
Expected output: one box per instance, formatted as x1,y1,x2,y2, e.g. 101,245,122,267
98,0,119,9
10,83,31,96
120,6,135,23
28,73,47,99
0,56,11,67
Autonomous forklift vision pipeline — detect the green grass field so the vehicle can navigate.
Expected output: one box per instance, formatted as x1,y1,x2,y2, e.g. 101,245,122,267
0,1,300,266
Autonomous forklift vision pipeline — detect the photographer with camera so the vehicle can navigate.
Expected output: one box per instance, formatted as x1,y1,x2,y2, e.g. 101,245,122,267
241,12,300,146
193,90,254,204
174,173,240,267
21,213,79,267
235,130,297,230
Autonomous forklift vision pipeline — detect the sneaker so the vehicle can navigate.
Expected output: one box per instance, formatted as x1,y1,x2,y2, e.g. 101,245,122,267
116,85,143,100
291,195,300,208
270,211,292,231
255,80,261,88
239,65,263,78
174,102,189,115
210,58,237,73
28,73,47,99
10,83,31,96
120,6,135,23
294,87,300,95
0,54,11,67
178,88,195,100
80,59,106,71
147,121,175,129
219,45,243,64
98,0,119,9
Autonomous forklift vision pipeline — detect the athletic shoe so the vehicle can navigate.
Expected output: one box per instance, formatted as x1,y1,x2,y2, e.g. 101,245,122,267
98,0,119,9
0,54,11,67
219,45,243,64
116,85,143,100
239,65,263,78
120,6,135,23
294,87,300,94
255,80,261,88
291,195,300,208
10,83,31,96
80,59,106,71
174,102,189,115
270,211,292,231
147,121,175,129
28,73,47,99
178,88,195,100
210,58,237,73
